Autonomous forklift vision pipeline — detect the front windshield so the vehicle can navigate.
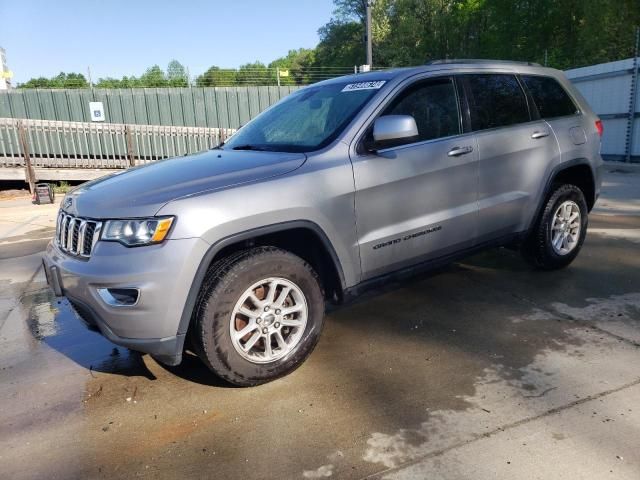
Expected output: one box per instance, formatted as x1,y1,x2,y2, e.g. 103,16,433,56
222,80,386,153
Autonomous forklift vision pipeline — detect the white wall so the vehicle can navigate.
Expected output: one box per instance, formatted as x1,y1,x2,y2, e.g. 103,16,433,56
566,58,639,159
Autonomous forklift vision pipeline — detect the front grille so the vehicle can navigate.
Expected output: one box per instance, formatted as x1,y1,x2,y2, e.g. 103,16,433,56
56,211,102,258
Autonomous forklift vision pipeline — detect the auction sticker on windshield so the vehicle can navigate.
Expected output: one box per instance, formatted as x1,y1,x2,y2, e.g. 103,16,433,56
341,81,386,92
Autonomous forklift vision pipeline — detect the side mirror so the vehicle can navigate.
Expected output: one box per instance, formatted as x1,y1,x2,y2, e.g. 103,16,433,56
371,115,419,149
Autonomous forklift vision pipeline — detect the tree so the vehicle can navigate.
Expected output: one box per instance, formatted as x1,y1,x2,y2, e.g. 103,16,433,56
195,66,237,86
19,77,52,88
138,65,167,87
312,0,640,70
312,0,393,67
314,20,365,67
19,72,88,88
269,48,317,85
235,62,274,85
167,60,189,87
95,75,140,88
17,1,640,89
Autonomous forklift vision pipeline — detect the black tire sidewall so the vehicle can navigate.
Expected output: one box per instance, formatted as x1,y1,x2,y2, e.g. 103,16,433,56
197,248,324,386
535,184,588,269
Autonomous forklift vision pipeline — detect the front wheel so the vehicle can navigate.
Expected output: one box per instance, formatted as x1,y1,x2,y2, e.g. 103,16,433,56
193,247,325,386
521,184,588,270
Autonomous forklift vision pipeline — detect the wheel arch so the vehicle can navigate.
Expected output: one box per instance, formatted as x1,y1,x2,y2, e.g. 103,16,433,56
549,161,596,211
528,159,596,234
177,220,346,337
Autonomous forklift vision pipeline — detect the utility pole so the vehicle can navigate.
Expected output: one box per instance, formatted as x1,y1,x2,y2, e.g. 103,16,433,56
365,0,373,68
625,26,639,163
87,66,95,100
17,121,35,195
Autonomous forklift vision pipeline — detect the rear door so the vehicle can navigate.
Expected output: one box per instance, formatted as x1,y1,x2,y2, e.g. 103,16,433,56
352,76,478,280
520,74,594,167
459,73,561,241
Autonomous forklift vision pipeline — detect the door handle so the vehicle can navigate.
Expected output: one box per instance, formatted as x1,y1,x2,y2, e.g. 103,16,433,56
531,131,550,139
447,145,473,157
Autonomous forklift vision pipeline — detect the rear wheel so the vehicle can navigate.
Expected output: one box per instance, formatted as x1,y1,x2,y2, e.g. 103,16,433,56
193,247,324,386
522,184,588,270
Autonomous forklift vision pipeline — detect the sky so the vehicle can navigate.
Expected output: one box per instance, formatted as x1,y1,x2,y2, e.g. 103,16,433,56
0,0,336,83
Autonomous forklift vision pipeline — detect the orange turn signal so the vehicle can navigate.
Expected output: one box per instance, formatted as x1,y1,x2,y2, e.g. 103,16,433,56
151,217,174,242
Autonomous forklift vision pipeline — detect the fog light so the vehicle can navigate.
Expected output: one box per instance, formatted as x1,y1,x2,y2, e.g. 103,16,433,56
97,288,140,307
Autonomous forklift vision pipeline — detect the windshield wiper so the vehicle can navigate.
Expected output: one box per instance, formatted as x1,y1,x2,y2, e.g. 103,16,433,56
231,144,269,151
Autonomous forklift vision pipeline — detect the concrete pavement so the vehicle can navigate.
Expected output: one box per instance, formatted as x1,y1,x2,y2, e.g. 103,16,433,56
0,164,639,479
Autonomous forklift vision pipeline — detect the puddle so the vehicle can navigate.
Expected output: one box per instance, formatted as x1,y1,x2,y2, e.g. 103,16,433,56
21,287,154,377
358,293,640,471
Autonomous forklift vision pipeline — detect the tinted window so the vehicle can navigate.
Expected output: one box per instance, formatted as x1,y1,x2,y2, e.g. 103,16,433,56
463,74,530,131
521,75,579,119
382,77,460,144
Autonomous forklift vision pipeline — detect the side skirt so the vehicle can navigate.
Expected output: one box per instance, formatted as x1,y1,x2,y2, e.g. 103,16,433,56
342,232,525,300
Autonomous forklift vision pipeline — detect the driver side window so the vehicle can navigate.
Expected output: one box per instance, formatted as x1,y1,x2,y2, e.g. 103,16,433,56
382,77,461,146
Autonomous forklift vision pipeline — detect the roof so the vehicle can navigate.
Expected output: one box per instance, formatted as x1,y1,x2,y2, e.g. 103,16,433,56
425,59,541,67
314,60,553,87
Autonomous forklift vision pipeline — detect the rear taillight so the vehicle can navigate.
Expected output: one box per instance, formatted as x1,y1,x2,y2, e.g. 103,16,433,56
595,120,604,137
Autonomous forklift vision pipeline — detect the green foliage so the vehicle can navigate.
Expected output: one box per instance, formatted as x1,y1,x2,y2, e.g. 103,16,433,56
315,20,366,67
195,66,237,87
316,0,640,69
20,72,88,88
167,60,189,87
94,76,139,88
22,61,192,89
269,48,317,85
138,65,168,87
17,1,640,89
53,181,71,194
235,62,274,86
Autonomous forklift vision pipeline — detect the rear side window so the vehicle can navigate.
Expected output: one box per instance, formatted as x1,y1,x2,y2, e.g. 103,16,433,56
462,74,530,131
521,75,579,119
383,77,461,143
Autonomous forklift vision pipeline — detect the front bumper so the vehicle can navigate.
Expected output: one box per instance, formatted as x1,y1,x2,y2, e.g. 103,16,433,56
42,237,210,365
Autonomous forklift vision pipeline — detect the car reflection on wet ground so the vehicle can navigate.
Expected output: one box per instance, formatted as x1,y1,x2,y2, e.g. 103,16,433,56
1,165,640,480
24,290,151,376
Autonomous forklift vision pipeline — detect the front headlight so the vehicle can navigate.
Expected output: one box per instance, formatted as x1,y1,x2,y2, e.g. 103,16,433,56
102,217,174,246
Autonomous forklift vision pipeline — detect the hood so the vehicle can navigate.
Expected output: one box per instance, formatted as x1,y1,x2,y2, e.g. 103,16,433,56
64,149,307,218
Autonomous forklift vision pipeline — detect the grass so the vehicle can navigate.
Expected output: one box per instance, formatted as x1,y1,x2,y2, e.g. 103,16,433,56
52,181,72,194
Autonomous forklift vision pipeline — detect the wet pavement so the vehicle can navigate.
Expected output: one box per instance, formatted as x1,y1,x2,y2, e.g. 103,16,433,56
1,165,639,479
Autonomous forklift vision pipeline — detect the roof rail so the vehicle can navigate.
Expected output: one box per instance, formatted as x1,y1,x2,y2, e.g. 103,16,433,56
425,59,541,67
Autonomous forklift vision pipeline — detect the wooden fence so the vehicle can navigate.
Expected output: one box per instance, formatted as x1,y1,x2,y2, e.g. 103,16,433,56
0,117,235,185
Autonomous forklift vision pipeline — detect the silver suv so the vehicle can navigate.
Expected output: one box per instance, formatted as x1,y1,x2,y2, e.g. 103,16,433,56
43,60,603,386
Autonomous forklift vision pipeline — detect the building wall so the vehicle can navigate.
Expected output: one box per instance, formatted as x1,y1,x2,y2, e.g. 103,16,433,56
566,57,640,161
0,47,11,91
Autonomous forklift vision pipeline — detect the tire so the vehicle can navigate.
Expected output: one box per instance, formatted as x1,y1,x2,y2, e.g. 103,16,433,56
192,246,325,386
522,184,588,270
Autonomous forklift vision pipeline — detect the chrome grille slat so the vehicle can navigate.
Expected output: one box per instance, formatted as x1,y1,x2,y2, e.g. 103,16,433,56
56,212,63,245
62,215,71,249
66,218,75,253
55,211,101,258
71,220,80,254
77,221,87,256
91,223,102,254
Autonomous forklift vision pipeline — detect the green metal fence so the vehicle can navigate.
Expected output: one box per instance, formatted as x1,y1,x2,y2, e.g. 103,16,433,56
0,86,301,129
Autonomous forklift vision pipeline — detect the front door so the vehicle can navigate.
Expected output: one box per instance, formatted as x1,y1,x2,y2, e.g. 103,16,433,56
351,76,479,280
